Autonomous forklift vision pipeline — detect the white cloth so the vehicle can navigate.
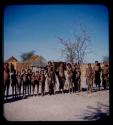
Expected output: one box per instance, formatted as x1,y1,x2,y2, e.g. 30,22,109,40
64,70,73,90
44,74,60,93
44,75,49,93
54,74,59,92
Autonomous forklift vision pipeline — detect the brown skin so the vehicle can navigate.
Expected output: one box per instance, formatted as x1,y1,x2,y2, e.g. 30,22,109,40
86,64,94,93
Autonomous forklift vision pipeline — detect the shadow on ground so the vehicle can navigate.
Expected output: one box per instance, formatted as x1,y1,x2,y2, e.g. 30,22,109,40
4,95,29,103
4,88,109,104
74,102,109,121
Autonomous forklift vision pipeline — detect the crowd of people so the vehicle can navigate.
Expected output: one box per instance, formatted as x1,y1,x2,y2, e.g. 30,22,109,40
4,60,109,101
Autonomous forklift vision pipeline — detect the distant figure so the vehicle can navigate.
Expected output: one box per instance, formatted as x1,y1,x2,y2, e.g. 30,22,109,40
58,63,65,93
4,63,10,100
11,69,17,98
102,61,109,90
86,63,94,94
93,61,101,90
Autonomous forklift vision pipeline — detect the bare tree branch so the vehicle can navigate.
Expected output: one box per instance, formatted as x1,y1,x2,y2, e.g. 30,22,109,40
57,25,92,64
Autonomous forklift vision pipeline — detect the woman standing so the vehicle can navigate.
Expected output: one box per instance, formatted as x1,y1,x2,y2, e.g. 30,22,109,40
31,72,37,96
93,61,101,91
35,71,40,95
86,63,94,94
64,63,73,93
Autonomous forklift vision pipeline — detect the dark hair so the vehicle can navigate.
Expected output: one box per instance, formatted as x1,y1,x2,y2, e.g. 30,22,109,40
97,63,100,66
88,63,91,66
66,63,71,67
59,62,64,66
95,60,98,63
13,69,16,73
48,61,52,64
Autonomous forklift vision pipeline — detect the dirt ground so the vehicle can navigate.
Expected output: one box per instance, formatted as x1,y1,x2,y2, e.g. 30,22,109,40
4,88,109,121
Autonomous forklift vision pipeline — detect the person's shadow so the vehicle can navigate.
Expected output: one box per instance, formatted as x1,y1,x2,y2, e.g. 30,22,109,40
4,95,28,103
73,102,109,121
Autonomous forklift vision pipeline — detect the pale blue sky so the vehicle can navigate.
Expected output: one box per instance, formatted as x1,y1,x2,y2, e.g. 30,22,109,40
4,4,109,63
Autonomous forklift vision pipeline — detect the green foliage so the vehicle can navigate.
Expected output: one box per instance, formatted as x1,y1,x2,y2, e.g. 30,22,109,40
20,50,35,61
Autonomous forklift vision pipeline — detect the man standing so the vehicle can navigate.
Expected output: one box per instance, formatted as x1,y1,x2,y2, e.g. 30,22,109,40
72,63,77,93
102,61,109,90
40,70,46,96
47,61,56,95
22,70,27,98
76,64,81,92
58,63,65,93
11,69,17,98
86,63,94,94
27,69,32,96
35,71,40,95
4,63,10,100
93,61,101,91
31,72,36,96
16,71,23,96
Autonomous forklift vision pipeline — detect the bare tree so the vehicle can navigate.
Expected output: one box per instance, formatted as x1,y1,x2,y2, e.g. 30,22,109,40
57,25,91,64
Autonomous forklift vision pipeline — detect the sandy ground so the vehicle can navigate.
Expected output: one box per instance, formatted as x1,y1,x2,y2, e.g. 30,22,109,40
3,77,109,121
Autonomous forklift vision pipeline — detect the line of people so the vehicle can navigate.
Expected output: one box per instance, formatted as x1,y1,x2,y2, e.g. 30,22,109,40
86,61,109,93
4,60,109,101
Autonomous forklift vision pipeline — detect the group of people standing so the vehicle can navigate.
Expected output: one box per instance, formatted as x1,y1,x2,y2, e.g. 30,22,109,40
4,60,109,101
86,61,109,93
